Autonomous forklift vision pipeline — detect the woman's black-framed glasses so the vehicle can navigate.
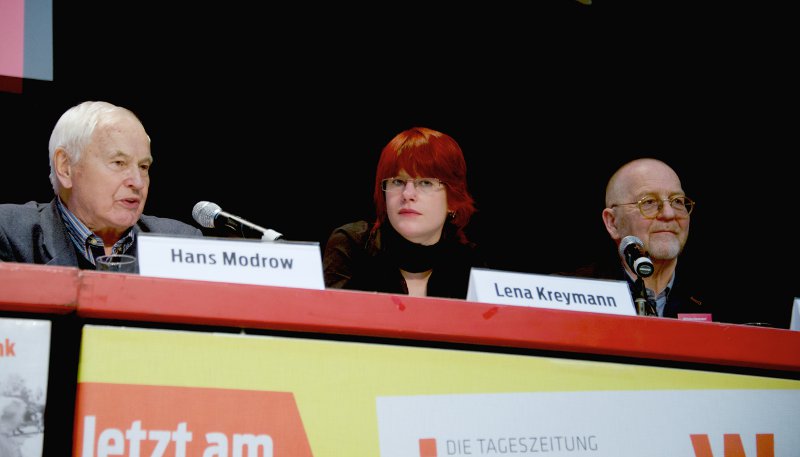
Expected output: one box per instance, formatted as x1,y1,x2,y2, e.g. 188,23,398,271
381,177,445,194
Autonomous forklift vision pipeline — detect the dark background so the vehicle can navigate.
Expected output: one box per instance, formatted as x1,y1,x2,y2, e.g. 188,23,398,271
2,1,797,327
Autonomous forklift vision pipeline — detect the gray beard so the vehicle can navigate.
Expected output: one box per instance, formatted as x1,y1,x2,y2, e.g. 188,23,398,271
648,239,681,261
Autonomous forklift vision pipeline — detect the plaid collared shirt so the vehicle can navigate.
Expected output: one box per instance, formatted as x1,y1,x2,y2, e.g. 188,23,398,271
56,198,135,266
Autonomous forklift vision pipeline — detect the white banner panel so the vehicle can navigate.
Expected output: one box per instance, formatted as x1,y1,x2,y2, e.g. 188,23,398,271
377,389,800,456
0,317,51,457
467,268,636,316
136,233,324,289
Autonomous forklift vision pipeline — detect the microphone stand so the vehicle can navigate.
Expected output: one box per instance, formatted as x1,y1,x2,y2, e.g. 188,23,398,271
633,276,648,316
633,275,657,317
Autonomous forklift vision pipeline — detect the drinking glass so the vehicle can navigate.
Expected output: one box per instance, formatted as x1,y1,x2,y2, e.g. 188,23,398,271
95,254,138,274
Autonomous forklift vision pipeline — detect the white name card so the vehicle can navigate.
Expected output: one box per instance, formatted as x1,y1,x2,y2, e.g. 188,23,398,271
467,267,636,316
136,233,324,290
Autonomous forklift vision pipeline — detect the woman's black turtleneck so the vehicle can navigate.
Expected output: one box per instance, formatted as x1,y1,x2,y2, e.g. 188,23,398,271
382,223,446,273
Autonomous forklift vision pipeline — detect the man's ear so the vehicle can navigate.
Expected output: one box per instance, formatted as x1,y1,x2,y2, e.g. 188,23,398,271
54,148,73,189
602,208,620,240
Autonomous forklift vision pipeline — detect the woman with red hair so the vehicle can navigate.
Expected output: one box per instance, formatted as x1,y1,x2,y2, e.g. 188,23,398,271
323,127,484,299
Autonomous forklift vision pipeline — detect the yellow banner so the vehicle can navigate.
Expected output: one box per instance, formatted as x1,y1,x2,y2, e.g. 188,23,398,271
76,325,800,456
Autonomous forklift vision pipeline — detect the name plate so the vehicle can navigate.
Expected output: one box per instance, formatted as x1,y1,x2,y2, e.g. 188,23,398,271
467,268,636,316
136,233,324,290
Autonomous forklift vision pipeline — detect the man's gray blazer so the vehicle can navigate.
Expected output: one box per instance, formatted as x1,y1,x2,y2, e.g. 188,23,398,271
0,199,202,267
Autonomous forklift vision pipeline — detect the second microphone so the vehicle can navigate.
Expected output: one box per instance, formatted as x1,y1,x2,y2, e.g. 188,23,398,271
619,235,654,278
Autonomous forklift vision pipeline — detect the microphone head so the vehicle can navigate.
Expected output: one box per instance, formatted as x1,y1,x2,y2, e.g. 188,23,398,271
619,235,644,257
192,201,222,228
633,256,654,277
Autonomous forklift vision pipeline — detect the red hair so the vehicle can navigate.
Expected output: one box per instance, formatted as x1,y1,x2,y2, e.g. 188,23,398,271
372,127,476,243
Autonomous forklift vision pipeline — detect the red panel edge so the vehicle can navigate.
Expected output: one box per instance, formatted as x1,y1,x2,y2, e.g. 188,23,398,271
2,262,797,373
74,270,800,373
0,262,78,313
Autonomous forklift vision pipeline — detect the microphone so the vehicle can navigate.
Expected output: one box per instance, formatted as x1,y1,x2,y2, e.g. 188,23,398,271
192,201,282,241
619,235,654,278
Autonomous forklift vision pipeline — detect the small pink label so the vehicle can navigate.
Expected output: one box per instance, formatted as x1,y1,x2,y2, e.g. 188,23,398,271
678,313,712,322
